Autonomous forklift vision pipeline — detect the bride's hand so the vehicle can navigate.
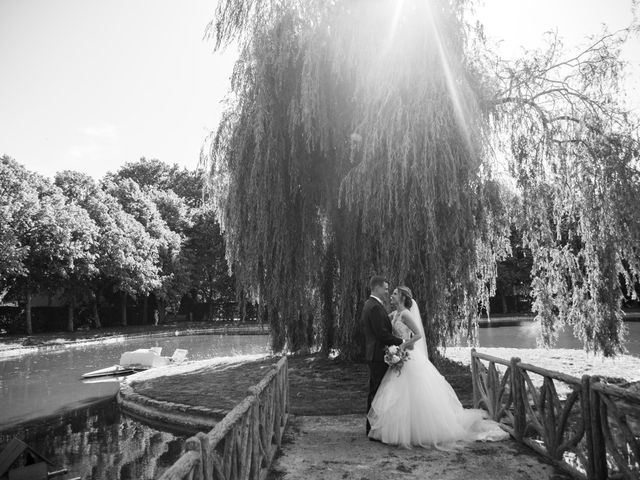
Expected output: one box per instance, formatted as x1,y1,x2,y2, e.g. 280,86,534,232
402,341,414,351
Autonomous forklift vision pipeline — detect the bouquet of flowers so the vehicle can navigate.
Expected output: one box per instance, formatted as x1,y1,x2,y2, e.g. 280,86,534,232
384,345,410,375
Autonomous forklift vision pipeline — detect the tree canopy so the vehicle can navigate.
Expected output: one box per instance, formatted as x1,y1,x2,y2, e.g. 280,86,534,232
204,0,640,357
1,158,233,333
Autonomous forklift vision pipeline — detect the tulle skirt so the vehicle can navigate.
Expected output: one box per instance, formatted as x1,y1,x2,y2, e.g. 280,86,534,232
367,349,508,449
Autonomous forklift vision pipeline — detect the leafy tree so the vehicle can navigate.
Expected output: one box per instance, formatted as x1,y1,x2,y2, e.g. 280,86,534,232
148,188,194,235
185,207,235,315
108,157,204,207
55,171,161,327
494,229,533,314
48,196,99,332
103,178,182,323
109,158,236,319
0,156,38,301
1,160,99,333
205,0,639,357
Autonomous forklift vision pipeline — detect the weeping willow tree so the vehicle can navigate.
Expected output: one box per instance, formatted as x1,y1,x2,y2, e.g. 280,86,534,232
203,0,640,358
486,29,640,356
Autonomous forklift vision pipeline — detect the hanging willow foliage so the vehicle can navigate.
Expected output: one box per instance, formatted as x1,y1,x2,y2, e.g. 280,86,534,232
203,0,639,357
485,29,640,356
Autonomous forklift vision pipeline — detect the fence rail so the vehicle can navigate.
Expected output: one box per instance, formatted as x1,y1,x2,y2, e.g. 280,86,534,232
159,356,289,480
471,348,640,480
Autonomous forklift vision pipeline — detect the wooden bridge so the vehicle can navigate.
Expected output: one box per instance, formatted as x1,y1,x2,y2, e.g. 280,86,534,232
158,350,639,480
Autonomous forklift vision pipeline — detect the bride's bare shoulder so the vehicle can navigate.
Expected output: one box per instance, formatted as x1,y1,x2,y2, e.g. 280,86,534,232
399,309,419,327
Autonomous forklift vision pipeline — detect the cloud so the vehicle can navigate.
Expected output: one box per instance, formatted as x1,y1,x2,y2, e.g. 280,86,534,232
78,124,118,140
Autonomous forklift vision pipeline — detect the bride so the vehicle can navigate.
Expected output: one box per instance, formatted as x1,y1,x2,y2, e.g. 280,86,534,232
367,285,508,448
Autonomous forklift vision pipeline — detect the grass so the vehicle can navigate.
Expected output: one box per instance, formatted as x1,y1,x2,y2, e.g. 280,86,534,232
132,354,474,415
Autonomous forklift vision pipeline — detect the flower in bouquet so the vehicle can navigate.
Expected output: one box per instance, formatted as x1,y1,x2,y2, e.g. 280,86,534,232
384,345,409,375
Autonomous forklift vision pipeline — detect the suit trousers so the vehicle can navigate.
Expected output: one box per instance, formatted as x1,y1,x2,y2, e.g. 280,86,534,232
366,361,389,434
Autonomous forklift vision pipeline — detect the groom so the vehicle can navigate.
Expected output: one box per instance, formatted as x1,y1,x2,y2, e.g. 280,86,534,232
362,275,404,436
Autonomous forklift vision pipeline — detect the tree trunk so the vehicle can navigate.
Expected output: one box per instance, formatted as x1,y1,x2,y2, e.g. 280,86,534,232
240,298,247,322
121,291,127,326
501,295,508,314
92,290,101,328
25,289,33,335
142,295,148,325
158,298,166,324
321,245,336,354
422,303,439,364
67,296,74,332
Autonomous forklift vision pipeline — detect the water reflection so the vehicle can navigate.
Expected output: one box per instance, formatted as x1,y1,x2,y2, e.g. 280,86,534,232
0,399,185,480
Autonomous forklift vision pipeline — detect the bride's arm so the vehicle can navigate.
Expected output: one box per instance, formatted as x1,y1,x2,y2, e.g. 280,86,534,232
399,311,422,349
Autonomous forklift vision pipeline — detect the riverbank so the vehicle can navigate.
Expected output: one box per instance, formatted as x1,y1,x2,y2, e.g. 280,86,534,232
0,321,269,358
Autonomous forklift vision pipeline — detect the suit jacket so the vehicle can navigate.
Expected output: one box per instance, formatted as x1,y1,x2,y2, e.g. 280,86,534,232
362,297,403,362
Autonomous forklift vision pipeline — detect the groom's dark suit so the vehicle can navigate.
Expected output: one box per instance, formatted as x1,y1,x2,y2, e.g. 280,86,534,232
362,296,403,435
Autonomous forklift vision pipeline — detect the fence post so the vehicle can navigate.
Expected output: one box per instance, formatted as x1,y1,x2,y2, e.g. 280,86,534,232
283,356,289,415
185,436,203,480
589,376,607,480
510,357,525,441
196,432,212,480
582,375,595,480
471,348,479,408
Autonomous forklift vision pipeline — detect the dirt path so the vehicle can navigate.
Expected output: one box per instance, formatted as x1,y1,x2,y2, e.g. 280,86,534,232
269,415,561,480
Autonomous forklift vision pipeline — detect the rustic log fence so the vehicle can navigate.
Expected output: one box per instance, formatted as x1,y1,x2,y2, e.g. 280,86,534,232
471,348,640,479
158,356,289,480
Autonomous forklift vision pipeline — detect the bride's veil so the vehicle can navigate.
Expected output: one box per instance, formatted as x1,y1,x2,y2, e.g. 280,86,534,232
410,299,429,357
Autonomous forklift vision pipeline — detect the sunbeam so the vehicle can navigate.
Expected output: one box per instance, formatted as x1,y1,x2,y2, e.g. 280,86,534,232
424,0,474,152
381,0,406,57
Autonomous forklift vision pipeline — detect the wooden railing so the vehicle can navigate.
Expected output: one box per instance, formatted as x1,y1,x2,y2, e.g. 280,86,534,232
159,356,289,480
471,349,640,480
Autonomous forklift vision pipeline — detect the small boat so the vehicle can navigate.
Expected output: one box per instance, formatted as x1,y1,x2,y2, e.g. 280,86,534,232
81,347,187,379
0,438,80,480
81,364,148,379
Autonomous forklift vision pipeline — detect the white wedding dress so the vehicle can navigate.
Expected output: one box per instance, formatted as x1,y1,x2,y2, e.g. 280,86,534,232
367,302,509,448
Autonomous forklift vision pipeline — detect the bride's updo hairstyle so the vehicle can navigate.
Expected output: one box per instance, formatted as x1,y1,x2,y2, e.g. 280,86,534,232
397,286,413,309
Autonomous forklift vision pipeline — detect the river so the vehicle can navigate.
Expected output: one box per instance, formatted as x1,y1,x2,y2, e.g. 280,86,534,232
475,319,640,356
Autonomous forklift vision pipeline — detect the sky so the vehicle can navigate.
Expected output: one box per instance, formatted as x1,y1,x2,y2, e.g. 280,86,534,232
0,0,638,180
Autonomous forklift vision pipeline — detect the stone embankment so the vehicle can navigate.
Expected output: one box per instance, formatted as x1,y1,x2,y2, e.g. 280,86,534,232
118,381,224,433
117,354,269,433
